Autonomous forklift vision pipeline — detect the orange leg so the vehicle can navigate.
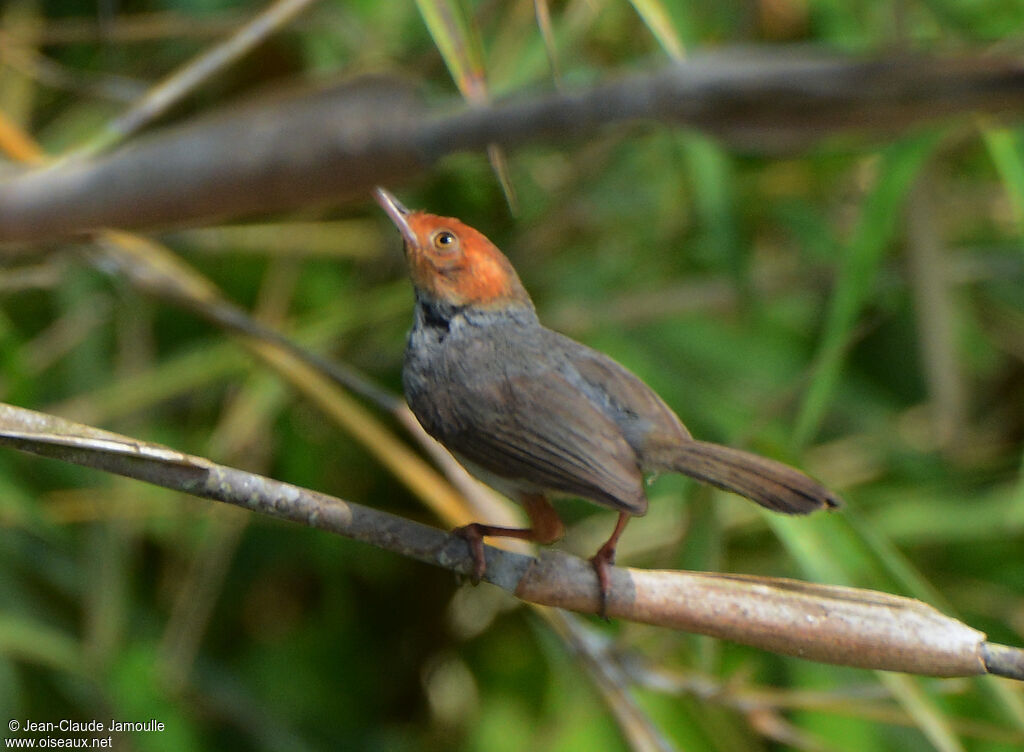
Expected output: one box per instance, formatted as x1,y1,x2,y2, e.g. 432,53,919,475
453,493,565,584
590,511,631,618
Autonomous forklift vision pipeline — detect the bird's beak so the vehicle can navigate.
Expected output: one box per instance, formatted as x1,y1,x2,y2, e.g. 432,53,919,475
374,187,416,250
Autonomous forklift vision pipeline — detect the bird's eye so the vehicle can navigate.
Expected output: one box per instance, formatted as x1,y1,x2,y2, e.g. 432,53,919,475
432,230,458,251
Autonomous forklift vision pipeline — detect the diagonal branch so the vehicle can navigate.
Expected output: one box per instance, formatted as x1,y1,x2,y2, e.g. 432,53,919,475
1,401,1021,680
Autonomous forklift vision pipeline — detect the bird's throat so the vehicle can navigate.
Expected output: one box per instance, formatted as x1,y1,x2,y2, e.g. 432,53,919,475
415,297,463,332
413,293,540,338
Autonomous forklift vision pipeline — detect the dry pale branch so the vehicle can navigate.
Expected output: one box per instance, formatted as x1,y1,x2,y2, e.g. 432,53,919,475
3,51,1024,242
0,401,1021,680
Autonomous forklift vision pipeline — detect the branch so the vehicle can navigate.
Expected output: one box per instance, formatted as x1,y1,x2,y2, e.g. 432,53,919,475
3,51,1024,241
1,401,1020,680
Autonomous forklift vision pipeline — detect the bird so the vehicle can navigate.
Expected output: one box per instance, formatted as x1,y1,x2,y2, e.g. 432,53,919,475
375,187,841,615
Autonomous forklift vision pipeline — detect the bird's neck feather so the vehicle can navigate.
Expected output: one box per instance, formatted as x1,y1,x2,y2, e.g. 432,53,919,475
414,293,538,331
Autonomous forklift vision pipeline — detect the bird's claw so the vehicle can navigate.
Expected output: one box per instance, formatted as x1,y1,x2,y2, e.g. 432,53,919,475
590,545,616,620
453,524,487,585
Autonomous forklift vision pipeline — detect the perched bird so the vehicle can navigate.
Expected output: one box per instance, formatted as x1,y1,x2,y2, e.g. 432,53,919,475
375,188,841,613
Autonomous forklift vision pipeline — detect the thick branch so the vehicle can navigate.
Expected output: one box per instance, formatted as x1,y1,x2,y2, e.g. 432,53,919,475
3,51,1024,242
0,401,1019,679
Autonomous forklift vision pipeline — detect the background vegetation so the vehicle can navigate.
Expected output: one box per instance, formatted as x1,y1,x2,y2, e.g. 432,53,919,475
2,0,1024,750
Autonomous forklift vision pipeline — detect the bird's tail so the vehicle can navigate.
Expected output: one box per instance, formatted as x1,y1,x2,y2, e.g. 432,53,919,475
650,440,842,514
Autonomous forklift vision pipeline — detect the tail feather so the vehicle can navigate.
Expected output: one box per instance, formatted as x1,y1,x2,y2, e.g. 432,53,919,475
659,440,842,515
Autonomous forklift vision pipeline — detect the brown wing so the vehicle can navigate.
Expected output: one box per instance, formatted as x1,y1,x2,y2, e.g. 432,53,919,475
546,330,692,451
431,369,648,515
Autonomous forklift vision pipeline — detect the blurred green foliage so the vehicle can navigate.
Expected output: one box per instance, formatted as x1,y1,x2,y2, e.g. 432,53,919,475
2,0,1024,750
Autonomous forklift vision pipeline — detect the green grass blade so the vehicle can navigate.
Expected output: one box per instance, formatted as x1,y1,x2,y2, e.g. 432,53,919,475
794,132,942,447
533,0,562,84
0,614,82,672
415,0,487,103
681,133,744,282
415,0,517,211
982,124,1024,233
628,0,687,60
878,673,964,752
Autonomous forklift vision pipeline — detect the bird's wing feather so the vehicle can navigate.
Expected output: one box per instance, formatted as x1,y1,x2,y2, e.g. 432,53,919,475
432,368,648,514
554,334,692,448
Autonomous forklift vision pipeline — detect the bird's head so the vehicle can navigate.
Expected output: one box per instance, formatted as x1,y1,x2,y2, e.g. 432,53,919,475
375,188,532,310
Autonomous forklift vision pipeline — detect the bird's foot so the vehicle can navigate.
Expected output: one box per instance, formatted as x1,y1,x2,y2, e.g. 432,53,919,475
589,543,616,620
589,511,631,620
452,523,488,584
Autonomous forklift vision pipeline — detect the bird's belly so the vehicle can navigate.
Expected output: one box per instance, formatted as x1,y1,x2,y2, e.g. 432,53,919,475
451,453,545,501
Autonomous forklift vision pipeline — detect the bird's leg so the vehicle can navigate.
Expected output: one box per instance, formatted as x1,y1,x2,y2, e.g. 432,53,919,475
453,493,564,584
590,511,631,618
